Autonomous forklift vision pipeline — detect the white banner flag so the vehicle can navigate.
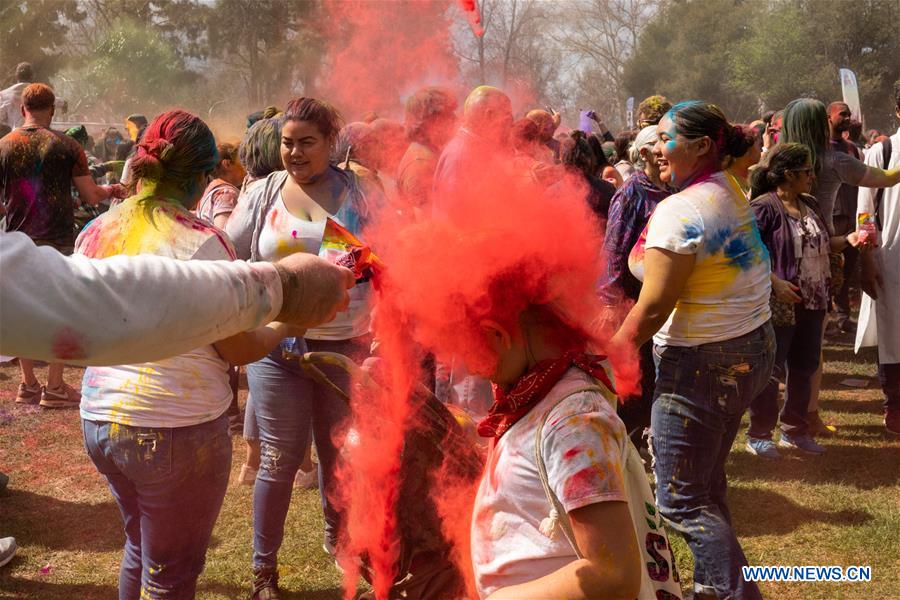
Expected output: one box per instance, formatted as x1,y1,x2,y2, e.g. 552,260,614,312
839,68,862,121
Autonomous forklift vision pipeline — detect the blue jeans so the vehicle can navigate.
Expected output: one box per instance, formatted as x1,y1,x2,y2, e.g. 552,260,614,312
247,336,368,570
82,414,231,600
748,307,824,439
651,322,774,600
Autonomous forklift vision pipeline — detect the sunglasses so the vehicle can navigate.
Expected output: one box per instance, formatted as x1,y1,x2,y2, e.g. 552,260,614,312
790,167,814,176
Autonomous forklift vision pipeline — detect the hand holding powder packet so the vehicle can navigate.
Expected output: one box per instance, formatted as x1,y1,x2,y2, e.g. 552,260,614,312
320,217,383,282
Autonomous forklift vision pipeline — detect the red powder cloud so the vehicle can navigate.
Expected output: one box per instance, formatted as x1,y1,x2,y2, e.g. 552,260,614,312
317,0,462,119
313,4,639,598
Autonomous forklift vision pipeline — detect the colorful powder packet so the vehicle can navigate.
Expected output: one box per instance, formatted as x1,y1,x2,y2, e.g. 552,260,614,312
320,218,383,283
857,212,877,246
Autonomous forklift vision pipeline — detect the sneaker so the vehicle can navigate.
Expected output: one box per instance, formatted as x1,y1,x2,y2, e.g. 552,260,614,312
15,382,41,405
39,383,81,409
746,437,781,460
0,537,17,568
885,409,900,436
250,567,280,600
779,432,825,454
239,464,258,486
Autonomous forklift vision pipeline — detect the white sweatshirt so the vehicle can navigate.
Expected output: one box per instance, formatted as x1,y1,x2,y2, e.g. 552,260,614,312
0,231,282,365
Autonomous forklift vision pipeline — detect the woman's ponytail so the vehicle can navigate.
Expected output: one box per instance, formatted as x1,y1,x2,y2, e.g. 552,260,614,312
749,142,812,199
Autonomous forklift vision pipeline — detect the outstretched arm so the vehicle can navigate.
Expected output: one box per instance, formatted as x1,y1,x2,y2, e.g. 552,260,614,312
1,232,354,366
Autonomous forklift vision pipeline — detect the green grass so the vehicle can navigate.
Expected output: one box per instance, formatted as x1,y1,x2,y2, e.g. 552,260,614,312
1,331,898,599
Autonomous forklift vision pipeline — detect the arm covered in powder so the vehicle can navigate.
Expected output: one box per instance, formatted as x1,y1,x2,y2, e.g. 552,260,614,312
0,231,282,365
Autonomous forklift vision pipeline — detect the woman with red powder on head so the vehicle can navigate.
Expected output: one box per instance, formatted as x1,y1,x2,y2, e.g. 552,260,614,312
226,97,375,599
75,110,302,600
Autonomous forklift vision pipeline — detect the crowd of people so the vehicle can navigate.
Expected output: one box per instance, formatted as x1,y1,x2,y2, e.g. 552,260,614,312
1,56,899,600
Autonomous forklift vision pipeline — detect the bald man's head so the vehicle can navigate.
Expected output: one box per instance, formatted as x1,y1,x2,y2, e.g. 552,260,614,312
525,109,557,143
463,86,513,144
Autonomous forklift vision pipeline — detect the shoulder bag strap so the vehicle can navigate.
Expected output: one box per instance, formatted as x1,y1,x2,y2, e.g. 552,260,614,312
533,384,606,559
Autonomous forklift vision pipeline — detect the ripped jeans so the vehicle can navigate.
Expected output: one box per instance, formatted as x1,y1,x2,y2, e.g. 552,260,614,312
247,337,367,571
82,413,231,600
651,322,774,600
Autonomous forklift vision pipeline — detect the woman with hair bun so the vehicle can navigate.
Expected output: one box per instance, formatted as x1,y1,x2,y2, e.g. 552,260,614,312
746,143,860,460
75,110,301,600
611,101,775,600
725,123,764,196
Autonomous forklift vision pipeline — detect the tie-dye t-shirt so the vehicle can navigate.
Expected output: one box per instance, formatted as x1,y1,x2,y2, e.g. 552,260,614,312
0,125,90,244
75,197,237,427
628,171,771,347
471,367,626,598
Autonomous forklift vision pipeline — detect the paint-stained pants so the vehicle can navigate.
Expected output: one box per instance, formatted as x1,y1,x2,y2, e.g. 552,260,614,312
651,322,774,600
82,413,231,600
748,307,824,439
247,337,366,570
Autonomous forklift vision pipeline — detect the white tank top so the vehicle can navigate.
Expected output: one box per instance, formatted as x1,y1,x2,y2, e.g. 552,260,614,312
257,193,371,340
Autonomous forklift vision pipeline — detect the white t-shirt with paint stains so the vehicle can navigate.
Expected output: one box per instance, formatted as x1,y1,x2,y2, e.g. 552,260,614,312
76,198,236,428
629,171,772,347
470,367,627,599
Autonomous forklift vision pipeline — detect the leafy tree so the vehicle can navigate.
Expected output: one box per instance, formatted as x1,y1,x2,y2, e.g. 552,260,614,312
624,0,900,129
731,0,900,129
64,19,202,118
206,0,323,112
623,0,764,122
66,0,208,58
0,0,85,87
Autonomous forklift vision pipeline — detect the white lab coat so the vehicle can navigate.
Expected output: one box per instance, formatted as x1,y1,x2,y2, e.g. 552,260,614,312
855,128,900,363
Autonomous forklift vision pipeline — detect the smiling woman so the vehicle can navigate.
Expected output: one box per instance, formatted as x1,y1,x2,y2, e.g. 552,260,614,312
225,96,378,599
611,100,776,600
